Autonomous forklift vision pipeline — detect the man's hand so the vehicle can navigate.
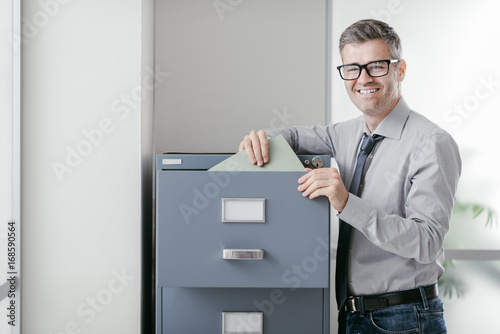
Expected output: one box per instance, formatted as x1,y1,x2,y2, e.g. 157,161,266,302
297,168,349,212
238,130,269,167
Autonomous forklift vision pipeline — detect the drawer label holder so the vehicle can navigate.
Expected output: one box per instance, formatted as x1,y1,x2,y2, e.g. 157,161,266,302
222,312,263,334
222,198,265,223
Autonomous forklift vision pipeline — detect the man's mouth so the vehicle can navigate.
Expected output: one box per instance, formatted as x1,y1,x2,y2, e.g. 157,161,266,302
358,88,379,94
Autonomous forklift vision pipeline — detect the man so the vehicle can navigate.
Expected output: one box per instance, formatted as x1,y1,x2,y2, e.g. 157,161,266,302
239,19,461,333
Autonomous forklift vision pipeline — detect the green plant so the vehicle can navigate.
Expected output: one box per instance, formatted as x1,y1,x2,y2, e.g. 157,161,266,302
438,201,498,300
453,201,498,229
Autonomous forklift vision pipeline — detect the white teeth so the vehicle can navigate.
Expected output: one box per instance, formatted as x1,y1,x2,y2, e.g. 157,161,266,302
359,89,378,94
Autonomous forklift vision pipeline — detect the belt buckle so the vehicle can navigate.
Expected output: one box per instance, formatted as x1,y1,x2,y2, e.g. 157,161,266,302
346,296,358,313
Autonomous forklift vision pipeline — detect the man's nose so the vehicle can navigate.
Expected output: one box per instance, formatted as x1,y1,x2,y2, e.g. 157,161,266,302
357,67,373,84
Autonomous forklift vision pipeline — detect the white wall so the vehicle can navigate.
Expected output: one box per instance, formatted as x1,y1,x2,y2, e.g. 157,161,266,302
1,0,14,317
21,1,141,333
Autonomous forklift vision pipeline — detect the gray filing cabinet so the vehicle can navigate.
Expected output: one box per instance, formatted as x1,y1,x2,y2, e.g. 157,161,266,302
156,154,330,334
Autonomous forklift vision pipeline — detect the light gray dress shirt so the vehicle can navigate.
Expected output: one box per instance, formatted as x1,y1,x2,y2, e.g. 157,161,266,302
266,97,462,296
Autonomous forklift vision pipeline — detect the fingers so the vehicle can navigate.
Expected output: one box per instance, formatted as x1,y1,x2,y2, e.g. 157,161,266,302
298,169,339,196
257,130,269,164
238,140,245,152
239,130,269,166
298,168,314,184
300,179,334,198
297,168,349,212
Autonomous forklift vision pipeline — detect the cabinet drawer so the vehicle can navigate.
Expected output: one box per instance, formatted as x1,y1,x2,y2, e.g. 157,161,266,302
156,171,329,288
159,287,327,334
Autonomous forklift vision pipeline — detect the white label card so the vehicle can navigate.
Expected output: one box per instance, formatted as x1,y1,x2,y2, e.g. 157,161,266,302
222,198,265,223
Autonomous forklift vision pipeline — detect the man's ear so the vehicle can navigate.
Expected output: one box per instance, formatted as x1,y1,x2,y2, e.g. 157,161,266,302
398,59,407,83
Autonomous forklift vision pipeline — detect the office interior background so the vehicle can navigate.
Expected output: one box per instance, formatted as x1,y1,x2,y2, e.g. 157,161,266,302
1,0,499,333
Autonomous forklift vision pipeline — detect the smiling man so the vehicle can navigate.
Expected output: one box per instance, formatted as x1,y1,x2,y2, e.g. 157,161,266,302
239,19,461,333
340,39,405,131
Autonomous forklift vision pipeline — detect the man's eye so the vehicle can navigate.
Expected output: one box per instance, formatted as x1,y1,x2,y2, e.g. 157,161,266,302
369,63,387,70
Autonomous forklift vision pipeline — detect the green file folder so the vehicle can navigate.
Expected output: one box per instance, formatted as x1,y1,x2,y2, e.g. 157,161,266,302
208,135,305,172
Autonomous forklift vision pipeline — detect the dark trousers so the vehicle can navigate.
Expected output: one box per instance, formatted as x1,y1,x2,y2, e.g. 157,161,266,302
338,296,447,334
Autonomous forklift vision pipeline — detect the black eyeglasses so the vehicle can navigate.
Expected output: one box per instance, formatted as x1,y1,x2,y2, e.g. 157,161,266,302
337,59,400,80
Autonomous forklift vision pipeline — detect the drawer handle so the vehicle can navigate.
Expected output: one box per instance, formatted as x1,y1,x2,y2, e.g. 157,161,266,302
223,249,264,260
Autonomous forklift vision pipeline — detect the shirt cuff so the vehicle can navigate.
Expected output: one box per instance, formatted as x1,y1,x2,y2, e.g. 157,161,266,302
338,193,374,230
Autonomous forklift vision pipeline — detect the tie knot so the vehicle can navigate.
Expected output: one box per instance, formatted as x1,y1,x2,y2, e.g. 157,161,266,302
360,134,383,154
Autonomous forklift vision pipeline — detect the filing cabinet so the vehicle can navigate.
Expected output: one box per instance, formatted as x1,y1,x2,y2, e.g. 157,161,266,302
156,154,331,334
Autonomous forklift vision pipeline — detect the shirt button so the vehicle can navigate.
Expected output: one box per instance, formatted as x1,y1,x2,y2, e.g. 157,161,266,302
349,281,353,286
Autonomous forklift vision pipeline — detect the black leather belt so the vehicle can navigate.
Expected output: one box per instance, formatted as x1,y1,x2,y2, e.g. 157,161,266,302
344,284,438,313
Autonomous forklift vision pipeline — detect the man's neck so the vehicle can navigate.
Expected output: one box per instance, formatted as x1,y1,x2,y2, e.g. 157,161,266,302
363,97,401,132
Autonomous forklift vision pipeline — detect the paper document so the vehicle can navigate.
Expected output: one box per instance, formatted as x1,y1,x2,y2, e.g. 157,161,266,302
209,135,304,171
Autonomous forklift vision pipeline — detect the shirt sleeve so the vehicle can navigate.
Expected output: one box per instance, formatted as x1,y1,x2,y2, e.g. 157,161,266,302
265,125,336,156
338,132,462,264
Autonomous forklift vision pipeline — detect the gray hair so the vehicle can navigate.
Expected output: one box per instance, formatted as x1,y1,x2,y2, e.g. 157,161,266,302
339,19,402,59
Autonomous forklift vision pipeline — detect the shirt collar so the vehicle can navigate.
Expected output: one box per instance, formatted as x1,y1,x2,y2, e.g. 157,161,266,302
364,97,411,141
